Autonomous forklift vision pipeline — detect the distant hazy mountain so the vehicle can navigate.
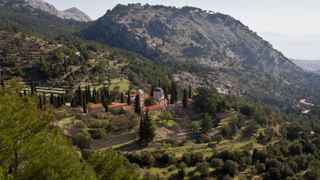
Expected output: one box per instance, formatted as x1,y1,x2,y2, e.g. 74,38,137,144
0,0,91,22
259,32,320,60
292,59,320,73
61,7,92,22
80,4,320,108
0,0,87,36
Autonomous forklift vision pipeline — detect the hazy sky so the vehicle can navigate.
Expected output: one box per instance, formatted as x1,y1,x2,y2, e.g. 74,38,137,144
44,0,320,59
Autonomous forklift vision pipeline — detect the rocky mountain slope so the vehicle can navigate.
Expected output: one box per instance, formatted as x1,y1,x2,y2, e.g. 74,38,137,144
0,0,91,22
80,4,320,109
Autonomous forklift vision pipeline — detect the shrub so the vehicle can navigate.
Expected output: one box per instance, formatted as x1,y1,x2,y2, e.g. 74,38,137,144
182,152,205,166
256,163,266,173
74,120,86,128
224,160,239,177
177,167,186,180
88,120,108,128
73,131,91,149
210,158,224,170
196,162,210,177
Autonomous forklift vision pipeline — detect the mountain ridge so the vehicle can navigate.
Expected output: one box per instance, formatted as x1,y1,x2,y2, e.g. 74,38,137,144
80,4,320,108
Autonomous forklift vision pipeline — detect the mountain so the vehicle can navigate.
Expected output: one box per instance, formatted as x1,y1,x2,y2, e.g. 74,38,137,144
292,59,320,73
0,0,87,36
0,0,91,22
80,4,320,109
61,7,92,22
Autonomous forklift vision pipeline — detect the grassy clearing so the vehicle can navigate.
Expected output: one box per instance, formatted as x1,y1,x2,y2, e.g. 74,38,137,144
80,77,129,92
109,78,129,92
55,117,74,127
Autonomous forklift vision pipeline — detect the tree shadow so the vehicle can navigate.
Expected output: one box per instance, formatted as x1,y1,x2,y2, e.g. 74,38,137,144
114,139,147,151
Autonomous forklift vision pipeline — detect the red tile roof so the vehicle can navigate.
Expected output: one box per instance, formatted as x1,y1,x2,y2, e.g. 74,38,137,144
109,102,127,109
143,104,165,112
88,103,103,109
122,105,133,111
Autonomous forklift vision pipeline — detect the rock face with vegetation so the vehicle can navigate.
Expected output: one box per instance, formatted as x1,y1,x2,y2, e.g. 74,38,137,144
80,4,320,109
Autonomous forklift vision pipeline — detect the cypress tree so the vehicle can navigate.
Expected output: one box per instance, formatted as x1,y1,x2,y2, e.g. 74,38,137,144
120,92,125,103
50,93,54,105
38,95,42,110
111,91,115,102
1,79,4,88
139,109,155,144
202,113,212,133
71,98,76,108
134,94,141,114
101,93,109,112
183,89,188,108
188,84,192,98
23,90,26,96
150,85,154,97
76,86,82,106
170,82,177,104
86,85,91,103
127,90,131,105
43,93,46,105
139,116,145,143
92,88,97,103
30,82,37,96
82,92,87,113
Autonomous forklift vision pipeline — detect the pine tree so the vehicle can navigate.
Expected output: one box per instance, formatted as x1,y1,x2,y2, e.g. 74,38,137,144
134,94,141,114
139,109,155,144
120,92,125,103
183,89,188,108
127,90,131,105
188,84,192,98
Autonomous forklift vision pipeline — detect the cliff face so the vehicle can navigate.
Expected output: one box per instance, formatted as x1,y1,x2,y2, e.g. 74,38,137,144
80,4,320,109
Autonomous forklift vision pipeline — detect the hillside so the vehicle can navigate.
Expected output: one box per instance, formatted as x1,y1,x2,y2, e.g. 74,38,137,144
0,23,172,88
80,4,320,109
